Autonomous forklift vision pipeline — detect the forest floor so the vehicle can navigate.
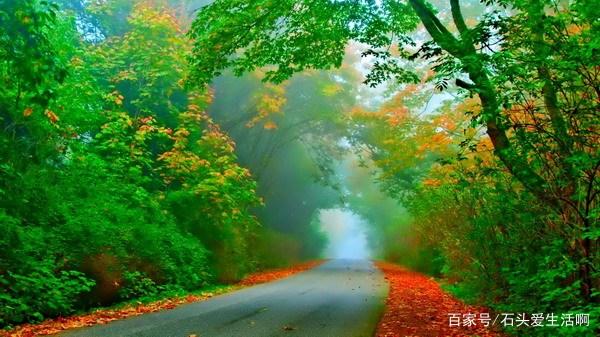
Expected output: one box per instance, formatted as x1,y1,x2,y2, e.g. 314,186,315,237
1,260,323,337
375,261,505,337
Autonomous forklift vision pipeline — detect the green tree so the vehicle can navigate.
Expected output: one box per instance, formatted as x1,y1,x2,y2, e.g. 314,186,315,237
0,0,262,326
88,2,263,281
189,0,598,304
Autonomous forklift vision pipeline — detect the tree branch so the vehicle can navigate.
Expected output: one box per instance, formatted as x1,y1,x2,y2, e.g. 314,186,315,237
408,0,461,56
409,0,558,209
450,0,470,38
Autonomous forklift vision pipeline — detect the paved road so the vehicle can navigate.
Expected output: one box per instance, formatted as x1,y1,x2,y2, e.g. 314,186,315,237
59,259,388,337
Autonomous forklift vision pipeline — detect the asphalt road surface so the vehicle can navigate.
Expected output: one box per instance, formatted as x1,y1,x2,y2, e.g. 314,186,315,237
59,259,388,337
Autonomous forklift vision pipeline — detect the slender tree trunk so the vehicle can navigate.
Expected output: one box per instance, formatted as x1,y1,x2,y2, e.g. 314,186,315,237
408,0,557,209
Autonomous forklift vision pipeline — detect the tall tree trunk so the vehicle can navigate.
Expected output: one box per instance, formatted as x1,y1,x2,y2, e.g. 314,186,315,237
410,0,598,302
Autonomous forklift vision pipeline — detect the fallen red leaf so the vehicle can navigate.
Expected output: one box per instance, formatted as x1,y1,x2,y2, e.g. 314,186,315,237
375,261,505,337
0,260,324,337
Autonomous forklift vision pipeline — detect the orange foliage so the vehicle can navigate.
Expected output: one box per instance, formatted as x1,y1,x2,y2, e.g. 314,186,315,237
44,109,59,124
0,292,223,337
375,262,504,337
422,178,442,187
263,121,278,130
247,82,287,129
238,260,324,286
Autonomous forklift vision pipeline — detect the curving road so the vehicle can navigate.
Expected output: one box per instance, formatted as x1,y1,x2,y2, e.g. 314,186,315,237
59,259,388,337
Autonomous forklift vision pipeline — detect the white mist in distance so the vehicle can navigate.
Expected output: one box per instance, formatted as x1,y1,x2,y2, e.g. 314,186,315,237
319,208,372,259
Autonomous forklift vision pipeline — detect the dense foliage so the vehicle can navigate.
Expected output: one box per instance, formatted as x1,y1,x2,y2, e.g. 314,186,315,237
1,0,598,334
0,0,262,327
190,0,598,335
208,65,358,266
